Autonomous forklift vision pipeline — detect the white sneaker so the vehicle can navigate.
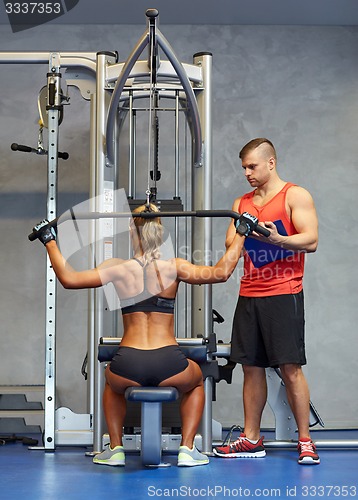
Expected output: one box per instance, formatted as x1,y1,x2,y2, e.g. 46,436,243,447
93,445,125,466
177,445,209,467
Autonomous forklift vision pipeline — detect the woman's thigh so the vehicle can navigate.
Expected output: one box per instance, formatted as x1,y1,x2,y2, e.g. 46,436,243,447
159,359,203,393
105,365,141,394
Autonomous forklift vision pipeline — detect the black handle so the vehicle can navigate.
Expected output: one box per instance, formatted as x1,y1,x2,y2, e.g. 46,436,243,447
195,210,271,237
12,142,69,160
146,8,159,18
48,83,56,106
255,225,270,237
213,309,225,324
58,151,69,160
11,143,36,153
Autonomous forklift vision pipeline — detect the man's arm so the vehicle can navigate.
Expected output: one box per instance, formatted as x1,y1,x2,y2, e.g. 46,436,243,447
177,231,246,285
264,186,318,253
225,196,242,249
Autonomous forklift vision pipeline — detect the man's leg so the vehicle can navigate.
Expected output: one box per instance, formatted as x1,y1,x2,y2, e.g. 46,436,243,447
213,364,266,458
279,363,320,465
242,365,267,441
279,363,310,439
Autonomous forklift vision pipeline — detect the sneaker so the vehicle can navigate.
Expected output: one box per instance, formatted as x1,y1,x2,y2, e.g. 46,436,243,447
177,445,209,467
93,444,125,466
297,438,320,465
213,432,266,458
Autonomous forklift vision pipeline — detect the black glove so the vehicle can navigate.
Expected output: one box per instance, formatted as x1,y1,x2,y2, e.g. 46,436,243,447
235,212,258,237
33,219,56,245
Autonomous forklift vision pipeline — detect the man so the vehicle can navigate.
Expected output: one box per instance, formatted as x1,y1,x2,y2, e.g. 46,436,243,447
214,138,320,465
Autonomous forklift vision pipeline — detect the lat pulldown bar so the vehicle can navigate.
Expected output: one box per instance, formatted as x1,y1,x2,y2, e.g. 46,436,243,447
28,209,271,241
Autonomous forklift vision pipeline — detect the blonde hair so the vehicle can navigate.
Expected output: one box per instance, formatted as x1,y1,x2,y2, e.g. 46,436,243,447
132,203,163,264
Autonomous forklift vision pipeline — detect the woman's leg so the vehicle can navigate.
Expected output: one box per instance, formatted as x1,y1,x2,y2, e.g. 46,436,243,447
159,360,204,448
104,365,140,447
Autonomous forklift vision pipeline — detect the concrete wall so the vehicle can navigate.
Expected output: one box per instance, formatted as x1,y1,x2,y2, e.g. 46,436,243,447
0,22,357,430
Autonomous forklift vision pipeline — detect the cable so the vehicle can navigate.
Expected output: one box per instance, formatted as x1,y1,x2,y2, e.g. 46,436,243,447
146,24,156,207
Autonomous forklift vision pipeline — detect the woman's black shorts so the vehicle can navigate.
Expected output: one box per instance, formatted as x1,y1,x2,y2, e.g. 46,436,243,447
230,291,306,368
109,345,189,386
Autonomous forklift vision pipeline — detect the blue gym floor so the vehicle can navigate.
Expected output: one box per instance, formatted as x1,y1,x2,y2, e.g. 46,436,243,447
1,432,357,500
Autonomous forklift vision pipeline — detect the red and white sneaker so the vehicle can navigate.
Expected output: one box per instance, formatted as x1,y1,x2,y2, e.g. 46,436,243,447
297,438,320,465
214,432,266,458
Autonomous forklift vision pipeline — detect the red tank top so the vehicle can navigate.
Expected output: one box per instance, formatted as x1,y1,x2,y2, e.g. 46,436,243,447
238,182,305,297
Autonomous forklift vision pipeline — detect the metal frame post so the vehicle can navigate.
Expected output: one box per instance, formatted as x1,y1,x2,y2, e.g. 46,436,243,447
0,51,97,449
92,51,118,453
43,53,62,450
192,52,213,453
86,92,97,421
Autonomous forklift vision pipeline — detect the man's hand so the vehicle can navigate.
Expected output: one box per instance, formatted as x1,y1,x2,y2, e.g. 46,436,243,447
235,212,258,237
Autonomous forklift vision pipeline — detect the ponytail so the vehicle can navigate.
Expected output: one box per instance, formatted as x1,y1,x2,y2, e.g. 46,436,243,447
132,204,163,264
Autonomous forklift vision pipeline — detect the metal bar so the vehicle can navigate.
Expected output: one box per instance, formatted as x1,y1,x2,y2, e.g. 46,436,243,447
128,92,135,198
106,59,203,85
193,52,213,455
156,30,202,167
43,54,62,451
86,93,97,422
28,209,270,242
174,91,180,198
173,93,181,335
0,52,96,72
106,31,149,167
106,26,203,168
147,8,159,81
92,52,117,454
263,440,358,449
47,209,243,222
29,209,273,243
100,337,207,346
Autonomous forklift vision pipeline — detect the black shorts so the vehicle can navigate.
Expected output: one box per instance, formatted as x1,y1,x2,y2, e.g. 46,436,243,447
230,291,306,368
109,345,189,386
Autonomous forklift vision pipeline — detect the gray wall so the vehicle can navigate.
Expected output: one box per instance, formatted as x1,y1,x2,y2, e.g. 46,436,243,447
0,22,357,430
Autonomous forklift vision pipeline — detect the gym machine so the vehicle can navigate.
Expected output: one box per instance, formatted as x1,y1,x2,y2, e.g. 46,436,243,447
5,8,215,451
7,8,355,455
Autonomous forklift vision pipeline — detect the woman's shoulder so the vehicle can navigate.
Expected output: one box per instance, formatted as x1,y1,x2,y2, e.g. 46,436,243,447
97,257,126,270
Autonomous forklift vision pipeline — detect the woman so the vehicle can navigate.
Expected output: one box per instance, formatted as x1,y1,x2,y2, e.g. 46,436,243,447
33,204,256,467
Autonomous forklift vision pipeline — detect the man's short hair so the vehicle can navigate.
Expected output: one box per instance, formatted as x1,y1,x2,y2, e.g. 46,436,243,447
239,138,276,160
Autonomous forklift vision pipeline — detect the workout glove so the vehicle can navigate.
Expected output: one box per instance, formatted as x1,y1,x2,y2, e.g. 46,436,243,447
235,212,258,237
33,219,56,245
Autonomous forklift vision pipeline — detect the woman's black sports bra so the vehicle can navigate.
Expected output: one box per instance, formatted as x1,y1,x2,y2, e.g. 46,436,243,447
120,258,175,315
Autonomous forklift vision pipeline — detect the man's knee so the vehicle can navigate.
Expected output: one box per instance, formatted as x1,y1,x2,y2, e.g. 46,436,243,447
242,365,265,378
279,363,303,384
